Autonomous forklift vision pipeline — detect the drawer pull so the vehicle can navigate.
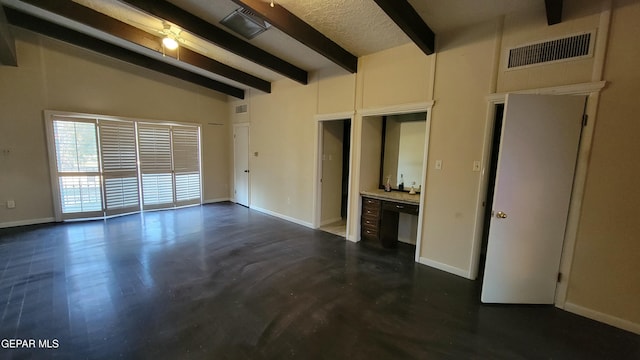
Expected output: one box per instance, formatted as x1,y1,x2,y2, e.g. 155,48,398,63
396,205,404,209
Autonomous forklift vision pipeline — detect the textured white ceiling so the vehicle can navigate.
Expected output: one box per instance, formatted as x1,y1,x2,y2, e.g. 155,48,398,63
276,0,410,56
408,0,541,33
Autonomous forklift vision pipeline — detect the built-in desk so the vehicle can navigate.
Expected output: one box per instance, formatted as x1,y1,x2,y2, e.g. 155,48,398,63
360,190,420,248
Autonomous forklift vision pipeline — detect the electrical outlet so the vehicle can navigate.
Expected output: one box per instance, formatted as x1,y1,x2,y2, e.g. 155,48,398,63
473,160,481,172
7,200,15,209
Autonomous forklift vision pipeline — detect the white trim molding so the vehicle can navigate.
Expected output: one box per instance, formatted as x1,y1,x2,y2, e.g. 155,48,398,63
0,217,56,229
250,205,314,229
418,257,470,279
202,198,231,204
314,111,355,122
564,302,640,335
485,81,607,102
358,101,435,117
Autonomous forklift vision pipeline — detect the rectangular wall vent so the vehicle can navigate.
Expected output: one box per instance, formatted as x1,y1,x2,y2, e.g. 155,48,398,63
507,31,594,69
235,104,248,114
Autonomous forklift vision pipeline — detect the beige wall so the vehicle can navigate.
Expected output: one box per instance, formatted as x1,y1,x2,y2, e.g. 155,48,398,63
0,28,230,226
497,0,603,92
360,43,433,108
359,116,383,192
565,0,640,326
421,19,501,272
320,121,344,224
242,79,318,224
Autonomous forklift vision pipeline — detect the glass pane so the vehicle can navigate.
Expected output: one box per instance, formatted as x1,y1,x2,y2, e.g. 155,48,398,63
53,120,99,173
59,176,102,213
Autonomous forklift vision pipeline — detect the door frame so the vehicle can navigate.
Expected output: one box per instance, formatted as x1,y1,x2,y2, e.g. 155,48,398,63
356,101,434,261
470,81,606,307
313,112,355,234
232,123,250,207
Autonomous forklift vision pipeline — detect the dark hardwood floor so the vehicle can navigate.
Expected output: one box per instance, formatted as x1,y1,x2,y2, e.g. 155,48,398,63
1,203,638,359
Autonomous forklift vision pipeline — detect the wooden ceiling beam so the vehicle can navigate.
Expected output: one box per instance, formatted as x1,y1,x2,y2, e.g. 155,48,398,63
121,0,308,84
232,0,358,73
0,5,17,66
545,0,563,25
373,0,435,56
4,7,246,99
16,0,269,94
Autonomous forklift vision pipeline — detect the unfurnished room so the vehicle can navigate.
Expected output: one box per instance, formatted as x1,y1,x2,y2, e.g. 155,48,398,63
0,0,639,358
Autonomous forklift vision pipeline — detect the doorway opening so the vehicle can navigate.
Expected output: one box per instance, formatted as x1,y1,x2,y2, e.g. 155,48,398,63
478,103,504,279
233,124,250,207
318,119,351,237
479,94,587,304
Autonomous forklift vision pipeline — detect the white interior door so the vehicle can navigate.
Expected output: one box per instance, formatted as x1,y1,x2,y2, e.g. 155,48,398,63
481,94,586,304
234,125,250,207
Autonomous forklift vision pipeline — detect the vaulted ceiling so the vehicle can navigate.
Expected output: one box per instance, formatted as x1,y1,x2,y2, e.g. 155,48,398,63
0,0,560,99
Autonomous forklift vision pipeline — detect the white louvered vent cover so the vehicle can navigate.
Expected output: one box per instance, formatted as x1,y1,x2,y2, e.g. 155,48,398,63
507,31,594,69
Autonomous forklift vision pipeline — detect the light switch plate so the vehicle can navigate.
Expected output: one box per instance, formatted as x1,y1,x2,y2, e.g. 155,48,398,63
473,160,481,172
7,200,15,209
435,160,442,170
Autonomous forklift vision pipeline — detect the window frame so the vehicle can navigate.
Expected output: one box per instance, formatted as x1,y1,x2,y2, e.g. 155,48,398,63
44,110,203,222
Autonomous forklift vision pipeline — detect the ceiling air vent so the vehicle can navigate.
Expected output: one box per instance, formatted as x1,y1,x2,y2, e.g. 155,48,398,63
235,104,248,114
221,8,271,40
507,31,595,70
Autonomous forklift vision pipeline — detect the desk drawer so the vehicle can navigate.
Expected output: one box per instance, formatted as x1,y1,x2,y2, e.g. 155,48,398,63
361,226,379,241
362,197,381,218
361,217,378,228
382,201,419,215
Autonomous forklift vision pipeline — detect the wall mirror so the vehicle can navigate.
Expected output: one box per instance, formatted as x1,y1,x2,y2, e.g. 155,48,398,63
379,112,427,192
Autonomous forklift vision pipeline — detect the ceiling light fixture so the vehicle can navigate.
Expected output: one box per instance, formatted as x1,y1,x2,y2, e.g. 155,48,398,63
270,0,274,7
162,36,178,50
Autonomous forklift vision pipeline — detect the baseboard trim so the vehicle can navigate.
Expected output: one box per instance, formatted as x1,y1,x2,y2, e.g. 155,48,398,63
320,217,343,227
0,217,56,229
250,206,314,229
564,302,640,335
202,198,231,204
418,257,471,279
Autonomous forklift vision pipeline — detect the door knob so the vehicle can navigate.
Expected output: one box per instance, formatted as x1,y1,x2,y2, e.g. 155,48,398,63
244,169,249,173
496,211,507,219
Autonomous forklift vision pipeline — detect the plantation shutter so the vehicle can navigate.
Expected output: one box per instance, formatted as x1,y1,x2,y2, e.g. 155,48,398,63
52,118,104,220
138,123,174,210
98,119,140,216
172,126,201,206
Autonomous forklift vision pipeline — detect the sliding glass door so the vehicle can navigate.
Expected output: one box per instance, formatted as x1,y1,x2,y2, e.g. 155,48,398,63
46,113,202,221
137,123,201,210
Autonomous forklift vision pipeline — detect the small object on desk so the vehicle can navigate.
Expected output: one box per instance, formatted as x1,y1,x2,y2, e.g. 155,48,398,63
385,176,392,192
409,183,416,195
398,174,404,191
